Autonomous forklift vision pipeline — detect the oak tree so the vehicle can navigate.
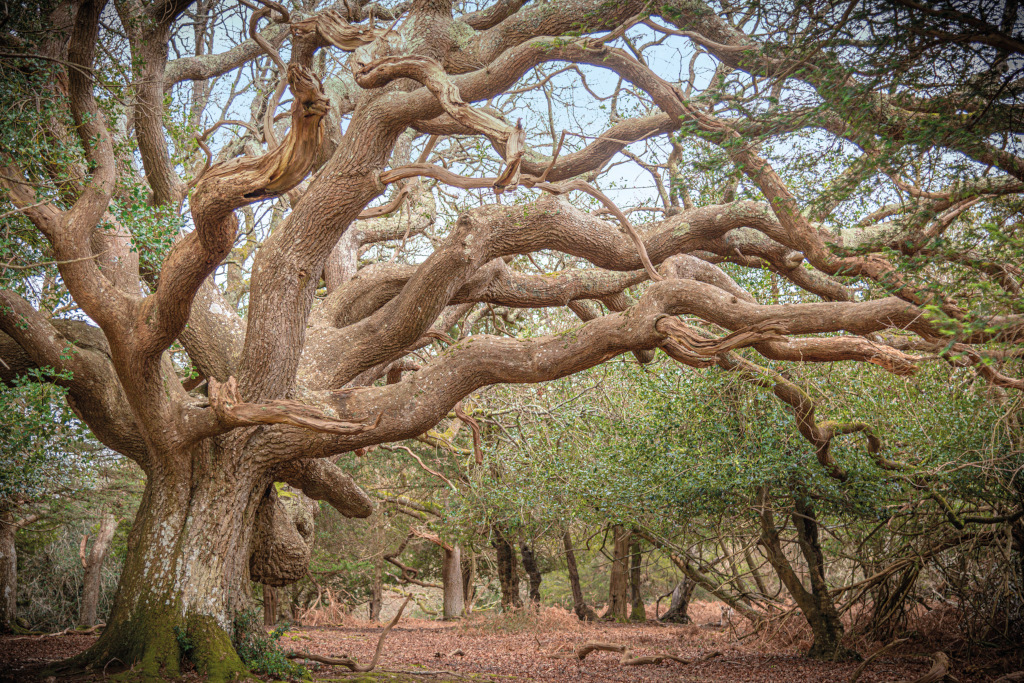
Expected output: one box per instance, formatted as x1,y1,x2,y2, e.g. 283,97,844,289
0,0,1021,676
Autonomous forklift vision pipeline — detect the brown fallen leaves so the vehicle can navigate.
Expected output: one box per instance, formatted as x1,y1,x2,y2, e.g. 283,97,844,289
0,603,1004,683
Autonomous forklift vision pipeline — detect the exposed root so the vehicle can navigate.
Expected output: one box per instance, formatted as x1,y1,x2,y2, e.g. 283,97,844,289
287,596,410,672
902,652,950,683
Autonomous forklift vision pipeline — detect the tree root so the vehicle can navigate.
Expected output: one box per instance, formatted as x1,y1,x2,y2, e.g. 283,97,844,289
902,652,950,683
287,596,410,672
548,641,722,666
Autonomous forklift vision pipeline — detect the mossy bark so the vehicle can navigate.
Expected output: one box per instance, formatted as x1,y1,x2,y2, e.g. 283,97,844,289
57,440,269,680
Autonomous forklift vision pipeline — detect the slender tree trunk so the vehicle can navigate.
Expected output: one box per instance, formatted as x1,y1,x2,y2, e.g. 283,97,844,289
79,512,117,628
791,494,856,660
64,447,268,681
756,486,858,661
0,512,17,633
562,531,598,621
659,578,695,623
442,544,464,620
520,543,542,607
368,513,384,622
628,535,646,622
744,544,771,599
461,550,476,615
368,568,383,622
263,585,278,626
493,528,522,611
604,525,630,621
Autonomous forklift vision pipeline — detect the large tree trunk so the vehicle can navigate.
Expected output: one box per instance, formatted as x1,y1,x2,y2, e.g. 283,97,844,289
442,544,464,620
604,525,630,621
628,535,646,622
493,528,522,611
63,448,268,681
520,543,542,607
659,578,695,623
0,512,17,633
79,512,117,628
562,531,599,621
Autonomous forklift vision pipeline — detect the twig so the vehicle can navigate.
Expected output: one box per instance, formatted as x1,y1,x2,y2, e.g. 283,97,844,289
849,638,908,683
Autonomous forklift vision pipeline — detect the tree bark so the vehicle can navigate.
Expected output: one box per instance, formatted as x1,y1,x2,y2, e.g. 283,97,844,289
493,528,522,611
0,512,18,633
562,531,599,621
442,544,464,620
659,578,695,623
79,512,117,628
605,525,630,621
756,486,858,661
263,585,278,627
63,450,266,681
461,550,476,615
629,535,646,622
791,493,856,660
520,542,542,607
368,566,383,622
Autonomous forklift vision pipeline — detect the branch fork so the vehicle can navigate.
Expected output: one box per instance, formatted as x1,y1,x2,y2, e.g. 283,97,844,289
353,54,525,191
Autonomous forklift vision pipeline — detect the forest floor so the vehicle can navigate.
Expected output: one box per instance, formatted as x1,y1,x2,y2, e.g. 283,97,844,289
0,602,1015,682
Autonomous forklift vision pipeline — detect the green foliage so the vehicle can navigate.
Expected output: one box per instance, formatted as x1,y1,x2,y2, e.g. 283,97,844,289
0,367,91,499
173,625,195,659
231,608,308,681
108,180,183,273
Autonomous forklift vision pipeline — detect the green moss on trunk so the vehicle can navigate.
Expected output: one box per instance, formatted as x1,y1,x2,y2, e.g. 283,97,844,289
186,614,253,682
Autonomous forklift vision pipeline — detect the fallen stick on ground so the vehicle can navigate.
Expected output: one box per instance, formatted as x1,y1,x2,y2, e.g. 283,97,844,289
993,673,1024,683
849,638,908,683
7,623,105,640
548,641,722,666
322,670,467,678
286,596,410,672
